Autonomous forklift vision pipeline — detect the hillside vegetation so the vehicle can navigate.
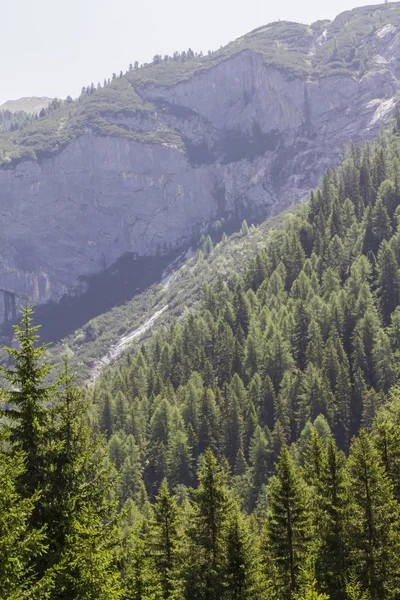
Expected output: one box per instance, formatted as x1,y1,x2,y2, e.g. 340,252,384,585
3,125,400,598
89,122,400,497
0,108,34,133
44,211,287,384
1,3,400,167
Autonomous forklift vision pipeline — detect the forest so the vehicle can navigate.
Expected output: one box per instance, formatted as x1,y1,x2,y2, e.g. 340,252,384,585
0,108,34,134
3,124,400,598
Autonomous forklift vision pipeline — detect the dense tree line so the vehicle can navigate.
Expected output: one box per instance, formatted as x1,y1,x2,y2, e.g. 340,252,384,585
78,47,207,101
92,126,400,498
2,311,400,598
0,108,34,133
3,127,400,597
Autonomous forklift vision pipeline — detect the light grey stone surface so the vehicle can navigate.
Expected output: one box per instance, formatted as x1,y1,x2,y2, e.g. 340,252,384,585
1,26,400,323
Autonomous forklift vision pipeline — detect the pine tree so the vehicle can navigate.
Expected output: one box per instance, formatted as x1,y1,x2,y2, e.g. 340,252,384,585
297,561,329,600
0,306,54,499
248,425,271,509
0,428,52,597
149,480,181,599
373,388,400,501
167,429,193,488
47,358,123,598
306,319,324,369
345,572,372,600
264,446,312,598
371,198,392,253
184,450,231,600
372,329,395,393
224,507,261,599
224,392,244,467
376,240,400,323
100,392,114,440
345,430,400,599
315,437,348,599
121,523,161,600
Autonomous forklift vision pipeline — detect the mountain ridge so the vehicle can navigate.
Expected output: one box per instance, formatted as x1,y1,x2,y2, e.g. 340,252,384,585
0,96,53,114
0,2,400,333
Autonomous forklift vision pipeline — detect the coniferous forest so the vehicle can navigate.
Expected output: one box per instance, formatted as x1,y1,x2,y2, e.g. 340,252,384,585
5,125,400,598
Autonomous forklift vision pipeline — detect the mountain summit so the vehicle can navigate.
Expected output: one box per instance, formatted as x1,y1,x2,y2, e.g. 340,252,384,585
0,97,53,114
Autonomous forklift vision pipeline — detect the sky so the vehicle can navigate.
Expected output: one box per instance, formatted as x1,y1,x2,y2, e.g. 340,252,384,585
0,0,383,105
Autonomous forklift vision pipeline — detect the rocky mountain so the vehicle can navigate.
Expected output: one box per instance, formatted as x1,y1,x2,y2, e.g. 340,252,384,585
0,97,53,114
1,3,400,329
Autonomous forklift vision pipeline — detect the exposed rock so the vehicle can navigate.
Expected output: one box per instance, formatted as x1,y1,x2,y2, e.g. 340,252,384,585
0,35,400,325
0,97,53,114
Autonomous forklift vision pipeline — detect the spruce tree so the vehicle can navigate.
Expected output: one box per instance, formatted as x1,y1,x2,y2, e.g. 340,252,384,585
373,389,400,501
184,449,231,600
345,430,400,599
264,446,312,598
376,240,400,324
315,437,348,599
149,480,181,599
248,425,271,508
296,561,329,600
0,305,54,499
0,428,52,598
47,358,123,598
224,507,261,599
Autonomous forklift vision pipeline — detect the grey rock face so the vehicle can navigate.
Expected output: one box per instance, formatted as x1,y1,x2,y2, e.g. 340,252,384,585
1,26,400,324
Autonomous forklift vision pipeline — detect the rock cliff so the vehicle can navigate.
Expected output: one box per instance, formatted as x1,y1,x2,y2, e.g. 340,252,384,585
1,6,400,325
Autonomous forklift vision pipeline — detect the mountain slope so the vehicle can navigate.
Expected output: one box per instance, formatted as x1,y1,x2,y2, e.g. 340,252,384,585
88,125,400,508
35,210,287,384
1,3,400,331
0,97,53,114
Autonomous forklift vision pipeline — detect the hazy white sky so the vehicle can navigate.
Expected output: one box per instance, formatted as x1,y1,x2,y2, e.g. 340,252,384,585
1,0,382,104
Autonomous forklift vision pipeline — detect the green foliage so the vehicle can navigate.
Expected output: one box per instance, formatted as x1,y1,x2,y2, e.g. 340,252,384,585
264,446,312,597
148,480,181,599
296,561,329,600
0,306,54,497
0,429,49,598
6,103,400,596
0,108,34,133
345,431,400,598
184,449,231,599
0,308,123,597
59,125,400,598
2,306,400,597
2,3,400,167
345,572,371,600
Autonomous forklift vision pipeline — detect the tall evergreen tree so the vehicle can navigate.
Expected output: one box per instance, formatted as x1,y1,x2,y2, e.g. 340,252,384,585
0,428,52,598
345,430,400,599
149,480,181,599
264,446,312,598
0,306,54,499
46,359,123,598
224,507,262,599
184,449,231,600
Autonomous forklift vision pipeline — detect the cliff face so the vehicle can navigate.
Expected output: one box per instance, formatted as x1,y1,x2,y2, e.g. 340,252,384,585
1,21,400,324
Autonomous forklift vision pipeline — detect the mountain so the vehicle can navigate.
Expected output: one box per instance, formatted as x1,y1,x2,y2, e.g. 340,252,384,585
7,122,398,599
38,211,287,383
4,7,400,596
0,96,53,114
1,3,400,333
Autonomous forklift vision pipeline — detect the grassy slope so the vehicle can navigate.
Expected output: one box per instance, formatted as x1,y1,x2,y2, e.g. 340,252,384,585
0,81,183,166
1,3,400,167
42,211,288,384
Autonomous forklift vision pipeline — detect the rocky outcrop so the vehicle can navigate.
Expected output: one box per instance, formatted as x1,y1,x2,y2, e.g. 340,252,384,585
1,25,400,324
